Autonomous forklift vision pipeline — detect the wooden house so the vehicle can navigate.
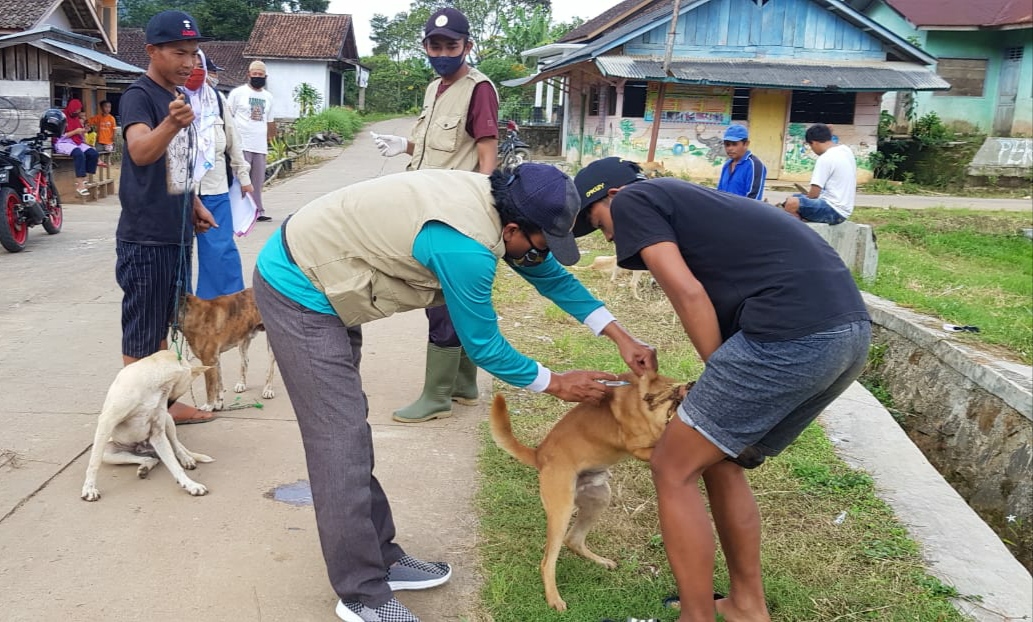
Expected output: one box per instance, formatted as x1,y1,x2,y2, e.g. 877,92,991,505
517,0,950,182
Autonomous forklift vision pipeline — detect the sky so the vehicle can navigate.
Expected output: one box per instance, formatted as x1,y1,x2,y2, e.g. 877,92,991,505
327,0,614,56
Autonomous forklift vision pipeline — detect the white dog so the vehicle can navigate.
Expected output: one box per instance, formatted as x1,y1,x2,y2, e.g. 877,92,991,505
81,351,214,502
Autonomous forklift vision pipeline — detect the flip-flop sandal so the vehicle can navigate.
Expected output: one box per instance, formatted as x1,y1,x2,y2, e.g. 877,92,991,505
662,593,725,609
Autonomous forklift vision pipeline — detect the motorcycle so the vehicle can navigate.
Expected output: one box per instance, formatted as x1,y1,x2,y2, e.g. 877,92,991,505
0,109,66,253
497,120,531,174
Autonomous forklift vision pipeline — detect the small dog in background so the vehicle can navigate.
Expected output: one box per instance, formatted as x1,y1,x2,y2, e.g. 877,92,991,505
585,255,649,301
81,350,213,501
637,160,667,178
179,288,276,412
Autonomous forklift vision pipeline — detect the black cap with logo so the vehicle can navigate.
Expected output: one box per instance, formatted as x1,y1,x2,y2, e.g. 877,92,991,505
146,10,210,45
572,158,646,236
423,7,470,41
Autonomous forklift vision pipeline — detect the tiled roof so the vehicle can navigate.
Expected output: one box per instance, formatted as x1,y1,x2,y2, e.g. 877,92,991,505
112,30,248,89
244,12,357,60
885,0,1032,28
0,0,54,31
203,41,248,88
113,27,148,71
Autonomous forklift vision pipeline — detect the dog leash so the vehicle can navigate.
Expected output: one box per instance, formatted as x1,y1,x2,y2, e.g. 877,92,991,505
169,99,199,361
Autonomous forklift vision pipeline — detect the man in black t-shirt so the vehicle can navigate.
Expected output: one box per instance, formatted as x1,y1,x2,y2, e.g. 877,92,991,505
573,157,871,620
116,10,217,425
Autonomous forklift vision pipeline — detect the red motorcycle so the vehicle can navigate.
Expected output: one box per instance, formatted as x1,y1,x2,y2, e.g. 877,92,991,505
0,109,66,253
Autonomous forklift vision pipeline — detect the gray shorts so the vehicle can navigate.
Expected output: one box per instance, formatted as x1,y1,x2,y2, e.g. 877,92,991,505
678,321,871,459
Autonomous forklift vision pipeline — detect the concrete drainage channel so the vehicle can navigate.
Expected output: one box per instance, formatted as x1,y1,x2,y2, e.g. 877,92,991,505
860,292,1032,572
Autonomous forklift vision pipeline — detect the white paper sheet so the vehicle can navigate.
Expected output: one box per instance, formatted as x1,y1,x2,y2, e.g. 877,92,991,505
228,178,257,237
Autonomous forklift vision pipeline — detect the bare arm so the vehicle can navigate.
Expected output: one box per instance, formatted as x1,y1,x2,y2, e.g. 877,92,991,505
125,93,194,167
266,121,277,143
807,184,821,199
475,137,498,174
640,241,722,362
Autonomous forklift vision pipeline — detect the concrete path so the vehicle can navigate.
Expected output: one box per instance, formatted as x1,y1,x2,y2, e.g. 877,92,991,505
0,118,484,622
765,188,1032,211
0,120,1028,622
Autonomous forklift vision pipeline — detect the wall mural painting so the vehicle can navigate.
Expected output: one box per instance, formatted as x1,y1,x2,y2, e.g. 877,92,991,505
644,84,732,126
783,123,875,174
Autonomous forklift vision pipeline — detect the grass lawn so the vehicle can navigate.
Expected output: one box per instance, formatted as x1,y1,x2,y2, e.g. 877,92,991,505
474,231,969,621
850,208,1033,364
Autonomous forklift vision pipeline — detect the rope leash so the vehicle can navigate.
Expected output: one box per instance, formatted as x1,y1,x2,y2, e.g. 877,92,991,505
169,94,198,361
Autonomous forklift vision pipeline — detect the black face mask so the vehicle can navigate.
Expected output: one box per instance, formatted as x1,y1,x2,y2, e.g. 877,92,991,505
249,76,266,89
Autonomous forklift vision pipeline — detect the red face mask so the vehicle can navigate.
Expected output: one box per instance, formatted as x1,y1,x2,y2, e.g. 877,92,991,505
185,68,206,91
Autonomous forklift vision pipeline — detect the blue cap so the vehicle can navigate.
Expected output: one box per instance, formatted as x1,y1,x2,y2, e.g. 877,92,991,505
146,10,209,45
723,125,749,142
507,163,582,266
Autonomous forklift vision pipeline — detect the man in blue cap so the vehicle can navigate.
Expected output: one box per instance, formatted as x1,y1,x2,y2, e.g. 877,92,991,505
253,163,657,621
716,124,767,200
115,9,217,424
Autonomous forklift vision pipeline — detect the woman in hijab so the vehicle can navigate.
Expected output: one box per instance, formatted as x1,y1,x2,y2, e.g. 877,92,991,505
54,98,100,195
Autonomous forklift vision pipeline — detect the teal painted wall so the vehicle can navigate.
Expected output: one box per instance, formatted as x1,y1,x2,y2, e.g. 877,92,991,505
867,1,1033,136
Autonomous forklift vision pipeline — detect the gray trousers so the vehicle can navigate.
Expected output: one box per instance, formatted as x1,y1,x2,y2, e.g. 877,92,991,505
254,269,404,607
243,151,266,215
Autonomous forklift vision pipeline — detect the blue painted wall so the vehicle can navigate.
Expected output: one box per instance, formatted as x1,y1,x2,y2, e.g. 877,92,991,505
625,0,887,61
867,1,1033,136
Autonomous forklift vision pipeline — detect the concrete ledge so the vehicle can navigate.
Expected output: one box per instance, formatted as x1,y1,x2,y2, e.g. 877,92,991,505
821,383,1033,622
807,221,878,281
863,293,1032,419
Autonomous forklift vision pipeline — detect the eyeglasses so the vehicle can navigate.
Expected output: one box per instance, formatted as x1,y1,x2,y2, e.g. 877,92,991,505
507,229,550,267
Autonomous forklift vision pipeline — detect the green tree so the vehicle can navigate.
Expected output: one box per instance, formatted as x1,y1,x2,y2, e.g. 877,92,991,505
293,82,323,116
369,0,552,60
361,54,434,113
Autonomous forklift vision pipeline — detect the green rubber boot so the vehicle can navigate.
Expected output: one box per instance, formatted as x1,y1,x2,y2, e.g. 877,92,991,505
393,344,461,423
451,348,480,406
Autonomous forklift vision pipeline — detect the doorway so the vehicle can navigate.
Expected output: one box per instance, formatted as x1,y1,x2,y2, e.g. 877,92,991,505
993,46,1022,136
748,89,789,178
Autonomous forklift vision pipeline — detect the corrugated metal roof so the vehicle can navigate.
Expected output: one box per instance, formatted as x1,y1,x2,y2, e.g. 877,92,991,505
39,38,144,73
594,56,950,91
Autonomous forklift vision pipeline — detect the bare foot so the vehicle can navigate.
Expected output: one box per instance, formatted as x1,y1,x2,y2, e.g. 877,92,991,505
715,594,771,622
168,401,215,425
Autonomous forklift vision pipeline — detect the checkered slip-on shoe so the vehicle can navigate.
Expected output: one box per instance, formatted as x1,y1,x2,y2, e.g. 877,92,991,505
335,597,419,622
386,554,452,591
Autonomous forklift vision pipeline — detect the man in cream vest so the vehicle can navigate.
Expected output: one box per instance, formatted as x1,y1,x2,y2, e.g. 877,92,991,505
371,6,502,425
253,164,656,622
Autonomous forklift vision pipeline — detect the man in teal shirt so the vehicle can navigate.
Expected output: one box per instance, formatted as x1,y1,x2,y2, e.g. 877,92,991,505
254,163,657,622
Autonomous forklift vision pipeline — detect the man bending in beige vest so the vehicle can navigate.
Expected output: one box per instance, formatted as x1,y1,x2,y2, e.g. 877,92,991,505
371,6,500,424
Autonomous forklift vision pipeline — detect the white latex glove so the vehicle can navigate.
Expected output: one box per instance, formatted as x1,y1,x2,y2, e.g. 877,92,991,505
370,131,407,157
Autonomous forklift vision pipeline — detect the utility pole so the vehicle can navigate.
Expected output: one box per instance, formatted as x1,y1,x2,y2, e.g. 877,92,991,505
647,0,682,162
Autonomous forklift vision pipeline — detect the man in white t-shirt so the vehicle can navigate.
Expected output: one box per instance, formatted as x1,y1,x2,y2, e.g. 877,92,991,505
782,123,856,224
227,60,276,221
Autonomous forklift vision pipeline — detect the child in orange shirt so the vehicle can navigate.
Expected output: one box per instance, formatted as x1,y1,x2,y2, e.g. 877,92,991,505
88,100,117,154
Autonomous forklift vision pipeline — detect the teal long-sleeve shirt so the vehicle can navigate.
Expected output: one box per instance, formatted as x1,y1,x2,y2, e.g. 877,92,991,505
256,221,613,389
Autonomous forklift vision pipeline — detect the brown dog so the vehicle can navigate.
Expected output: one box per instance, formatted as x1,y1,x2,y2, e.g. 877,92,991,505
179,288,276,411
489,371,690,611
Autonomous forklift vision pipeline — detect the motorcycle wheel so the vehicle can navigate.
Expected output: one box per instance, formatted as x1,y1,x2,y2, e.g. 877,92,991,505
0,186,27,252
502,148,531,174
42,179,62,234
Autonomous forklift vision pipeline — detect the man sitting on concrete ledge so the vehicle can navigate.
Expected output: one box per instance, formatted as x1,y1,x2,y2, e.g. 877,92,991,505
781,123,856,224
